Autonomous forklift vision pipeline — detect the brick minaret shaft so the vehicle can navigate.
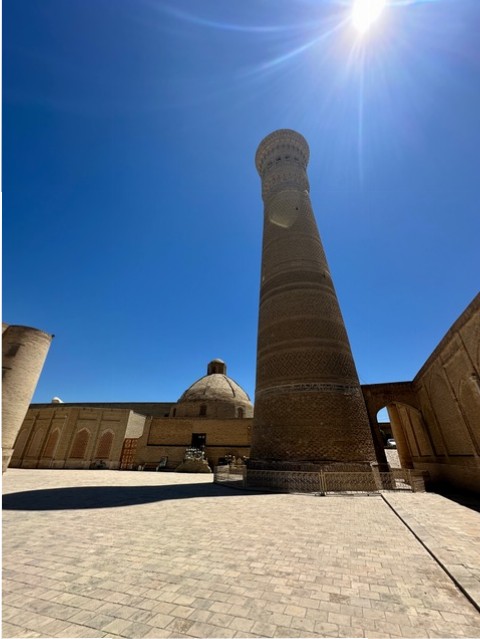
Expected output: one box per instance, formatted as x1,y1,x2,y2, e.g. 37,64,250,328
249,129,375,469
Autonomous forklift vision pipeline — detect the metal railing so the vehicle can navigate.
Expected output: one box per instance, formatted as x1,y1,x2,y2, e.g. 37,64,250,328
214,465,427,494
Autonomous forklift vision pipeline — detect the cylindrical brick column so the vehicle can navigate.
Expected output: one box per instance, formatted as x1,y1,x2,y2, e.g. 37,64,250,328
248,129,375,473
2,325,53,472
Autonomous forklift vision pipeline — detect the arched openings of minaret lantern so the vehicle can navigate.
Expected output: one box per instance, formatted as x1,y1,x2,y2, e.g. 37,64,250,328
266,154,301,171
256,131,309,176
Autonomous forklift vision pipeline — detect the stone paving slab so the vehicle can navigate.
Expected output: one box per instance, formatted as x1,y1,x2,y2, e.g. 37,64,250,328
3,470,480,638
382,492,480,612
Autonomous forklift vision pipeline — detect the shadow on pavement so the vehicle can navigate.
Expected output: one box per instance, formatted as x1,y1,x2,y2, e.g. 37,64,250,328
436,490,480,514
3,481,268,511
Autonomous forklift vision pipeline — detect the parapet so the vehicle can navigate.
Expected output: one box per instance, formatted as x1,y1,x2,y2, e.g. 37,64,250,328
255,129,310,202
255,129,310,176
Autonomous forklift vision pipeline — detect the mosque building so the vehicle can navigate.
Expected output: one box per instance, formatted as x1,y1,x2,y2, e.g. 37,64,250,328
9,359,253,472
3,130,480,493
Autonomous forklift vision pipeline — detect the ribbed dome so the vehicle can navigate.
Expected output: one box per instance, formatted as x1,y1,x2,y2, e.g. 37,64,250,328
179,374,251,403
171,360,253,419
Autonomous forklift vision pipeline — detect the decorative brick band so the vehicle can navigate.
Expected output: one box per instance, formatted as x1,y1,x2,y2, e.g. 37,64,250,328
255,382,361,398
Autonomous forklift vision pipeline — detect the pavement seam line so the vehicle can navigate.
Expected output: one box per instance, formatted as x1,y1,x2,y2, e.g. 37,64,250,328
380,493,480,616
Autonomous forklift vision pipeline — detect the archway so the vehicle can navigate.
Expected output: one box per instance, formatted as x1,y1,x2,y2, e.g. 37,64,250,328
376,407,392,445
362,382,421,470
374,404,413,469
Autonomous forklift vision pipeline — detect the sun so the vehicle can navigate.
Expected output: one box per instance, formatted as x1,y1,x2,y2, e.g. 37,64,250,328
351,0,387,34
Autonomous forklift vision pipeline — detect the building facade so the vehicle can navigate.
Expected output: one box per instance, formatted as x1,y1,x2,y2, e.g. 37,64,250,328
6,131,479,494
10,360,252,472
363,293,480,493
9,297,480,493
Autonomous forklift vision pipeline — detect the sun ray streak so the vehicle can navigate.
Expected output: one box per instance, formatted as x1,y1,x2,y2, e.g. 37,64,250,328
357,47,366,185
148,1,332,34
242,18,350,77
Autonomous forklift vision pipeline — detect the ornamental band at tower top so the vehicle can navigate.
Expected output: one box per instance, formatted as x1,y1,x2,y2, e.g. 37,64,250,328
246,129,377,486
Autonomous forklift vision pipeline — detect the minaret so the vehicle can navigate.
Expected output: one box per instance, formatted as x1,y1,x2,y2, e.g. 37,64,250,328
248,130,375,482
2,324,53,472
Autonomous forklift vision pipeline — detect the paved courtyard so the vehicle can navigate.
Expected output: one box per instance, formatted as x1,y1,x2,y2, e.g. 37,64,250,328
3,469,480,638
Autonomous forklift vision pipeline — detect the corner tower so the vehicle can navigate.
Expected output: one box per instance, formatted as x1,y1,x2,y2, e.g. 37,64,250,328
248,129,375,480
2,324,53,472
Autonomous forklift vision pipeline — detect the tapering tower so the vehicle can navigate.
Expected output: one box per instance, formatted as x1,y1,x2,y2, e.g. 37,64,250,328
248,129,375,480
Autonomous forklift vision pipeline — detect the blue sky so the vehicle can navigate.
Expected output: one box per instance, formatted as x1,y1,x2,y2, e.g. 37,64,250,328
4,0,479,409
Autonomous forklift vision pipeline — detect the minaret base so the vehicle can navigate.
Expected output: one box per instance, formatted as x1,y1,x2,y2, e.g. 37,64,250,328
245,460,378,493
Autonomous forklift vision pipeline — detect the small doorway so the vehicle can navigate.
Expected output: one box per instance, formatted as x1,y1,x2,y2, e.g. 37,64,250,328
191,433,206,449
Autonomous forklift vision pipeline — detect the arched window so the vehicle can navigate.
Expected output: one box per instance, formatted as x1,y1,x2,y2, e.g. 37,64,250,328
43,429,60,458
13,429,30,459
199,404,207,417
95,430,114,459
70,428,90,459
26,428,46,458
237,407,245,419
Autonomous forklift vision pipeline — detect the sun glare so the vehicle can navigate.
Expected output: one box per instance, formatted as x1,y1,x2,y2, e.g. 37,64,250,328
352,0,387,34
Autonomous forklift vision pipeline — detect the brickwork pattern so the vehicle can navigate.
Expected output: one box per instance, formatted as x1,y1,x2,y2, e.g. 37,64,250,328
139,418,251,469
256,350,359,387
173,362,253,420
95,431,114,459
377,295,480,493
10,407,137,471
257,318,350,354
3,470,480,639
69,429,90,459
43,429,60,459
251,130,375,466
11,408,252,472
2,325,53,472
119,438,138,470
252,390,376,463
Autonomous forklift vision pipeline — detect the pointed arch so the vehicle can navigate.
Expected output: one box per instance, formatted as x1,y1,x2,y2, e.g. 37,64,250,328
43,429,60,458
70,428,90,459
95,430,114,459
26,428,46,458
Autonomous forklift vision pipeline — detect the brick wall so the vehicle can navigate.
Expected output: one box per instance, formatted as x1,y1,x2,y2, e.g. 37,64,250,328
10,407,145,470
135,418,252,469
379,295,480,492
2,325,53,472
409,294,480,492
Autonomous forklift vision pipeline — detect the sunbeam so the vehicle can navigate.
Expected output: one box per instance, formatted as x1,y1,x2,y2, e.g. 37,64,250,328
148,1,330,34
243,18,350,77
134,0,476,189
357,47,366,185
